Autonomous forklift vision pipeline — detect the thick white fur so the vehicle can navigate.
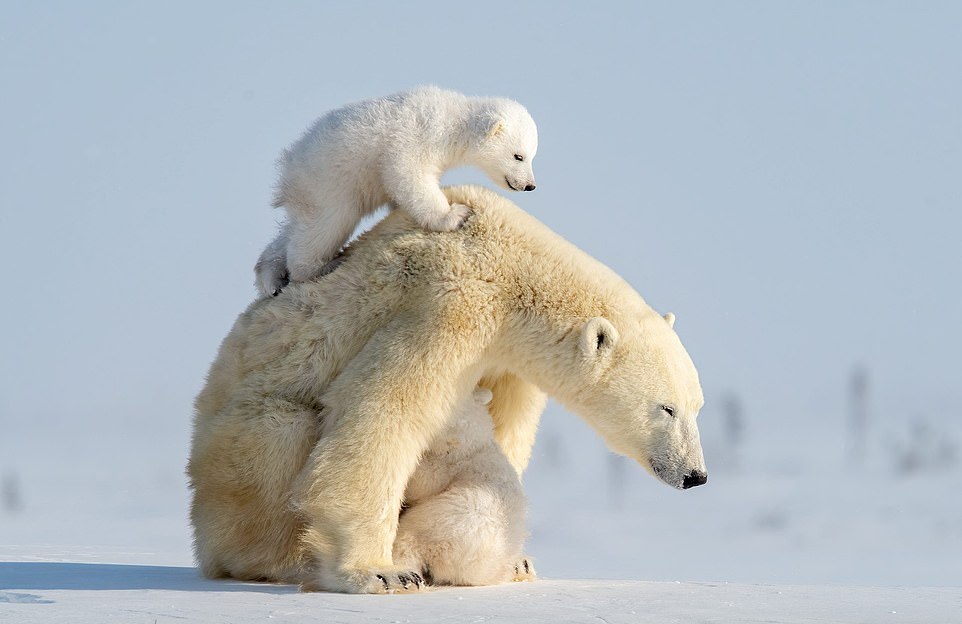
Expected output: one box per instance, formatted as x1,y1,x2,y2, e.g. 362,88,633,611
393,387,533,587
255,86,539,296
188,185,706,594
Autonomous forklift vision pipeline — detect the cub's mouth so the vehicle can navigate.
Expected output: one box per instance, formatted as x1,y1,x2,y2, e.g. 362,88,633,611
505,177,520,191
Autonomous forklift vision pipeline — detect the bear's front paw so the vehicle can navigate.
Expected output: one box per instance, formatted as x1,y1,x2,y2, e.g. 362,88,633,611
376,570,427,593
358,570,425,594
511,557,536,582
303,567,427,594
422,203,473,232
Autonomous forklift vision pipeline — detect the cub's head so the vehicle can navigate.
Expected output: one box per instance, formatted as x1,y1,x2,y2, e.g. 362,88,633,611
473,99,538,194
569,311,708,490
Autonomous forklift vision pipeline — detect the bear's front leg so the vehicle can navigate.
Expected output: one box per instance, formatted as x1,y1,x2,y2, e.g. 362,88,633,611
294,312,479,593
296,418,436,594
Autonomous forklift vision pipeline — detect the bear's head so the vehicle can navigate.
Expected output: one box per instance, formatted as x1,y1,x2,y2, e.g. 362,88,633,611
442,184,707,491
472,99,538,194
561,309,708,490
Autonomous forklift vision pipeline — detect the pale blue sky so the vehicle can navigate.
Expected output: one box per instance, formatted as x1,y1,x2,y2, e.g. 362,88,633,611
2,2,960,459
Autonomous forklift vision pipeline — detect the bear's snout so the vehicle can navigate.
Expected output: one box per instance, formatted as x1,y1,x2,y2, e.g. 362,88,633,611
524,183,536,191
682,470,708,489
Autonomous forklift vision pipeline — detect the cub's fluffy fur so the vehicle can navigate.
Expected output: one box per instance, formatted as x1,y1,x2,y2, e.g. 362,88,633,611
255,86,538,296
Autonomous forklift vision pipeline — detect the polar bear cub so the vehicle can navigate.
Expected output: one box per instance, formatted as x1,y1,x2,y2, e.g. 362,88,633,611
390,387,534,588
255,86,539,296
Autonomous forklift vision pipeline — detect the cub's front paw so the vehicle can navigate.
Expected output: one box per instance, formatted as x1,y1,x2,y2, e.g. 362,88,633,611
423,203,473,232
472,386,494,406
303,567,427,594
511,557,536,582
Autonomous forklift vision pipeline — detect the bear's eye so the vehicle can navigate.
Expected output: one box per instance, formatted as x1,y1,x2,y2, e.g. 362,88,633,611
514,154,524,162
661,405,675,417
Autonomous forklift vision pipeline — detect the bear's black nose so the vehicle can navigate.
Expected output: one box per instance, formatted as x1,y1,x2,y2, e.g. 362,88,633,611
682,470,708,489
524,184,536,191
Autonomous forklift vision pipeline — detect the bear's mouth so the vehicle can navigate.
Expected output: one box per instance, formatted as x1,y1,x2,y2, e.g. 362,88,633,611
505,177,520,191
649,459,682,489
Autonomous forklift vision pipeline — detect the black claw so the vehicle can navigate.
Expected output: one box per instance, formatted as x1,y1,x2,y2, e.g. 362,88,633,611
514,564,519,574
523,559,530,574
376,574,389,590
410,572,423,588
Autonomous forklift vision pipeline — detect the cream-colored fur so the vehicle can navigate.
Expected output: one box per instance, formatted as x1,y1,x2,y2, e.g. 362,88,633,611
255,86,538,297
188,185,706,594
391,387,533,588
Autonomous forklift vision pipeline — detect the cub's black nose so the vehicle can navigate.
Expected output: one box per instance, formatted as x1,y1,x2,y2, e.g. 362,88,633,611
682,470,708,489
524,184,536,191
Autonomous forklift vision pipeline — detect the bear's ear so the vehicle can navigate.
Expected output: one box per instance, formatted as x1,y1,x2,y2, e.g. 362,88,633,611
663,312,675,329
580,317,619,358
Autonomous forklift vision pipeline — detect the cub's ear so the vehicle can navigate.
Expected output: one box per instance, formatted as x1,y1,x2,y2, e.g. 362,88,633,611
663,312,675,329
486,116,506,138
580,317,619,357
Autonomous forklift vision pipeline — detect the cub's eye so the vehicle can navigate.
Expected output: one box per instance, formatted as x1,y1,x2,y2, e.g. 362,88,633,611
514,154,524,162
661,405,675,417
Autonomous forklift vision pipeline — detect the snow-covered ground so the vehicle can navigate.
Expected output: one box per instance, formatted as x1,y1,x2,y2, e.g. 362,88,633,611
524,405,962,588
1,392,960,622
3,558,959,624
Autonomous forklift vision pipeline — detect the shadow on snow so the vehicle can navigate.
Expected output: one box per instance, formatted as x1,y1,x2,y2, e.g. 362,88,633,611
0,562,299,594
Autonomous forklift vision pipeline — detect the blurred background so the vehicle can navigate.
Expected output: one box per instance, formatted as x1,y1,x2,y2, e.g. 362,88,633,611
2,2,959,586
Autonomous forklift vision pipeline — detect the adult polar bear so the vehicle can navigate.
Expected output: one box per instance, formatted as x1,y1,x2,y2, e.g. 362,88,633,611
188,185,707,593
